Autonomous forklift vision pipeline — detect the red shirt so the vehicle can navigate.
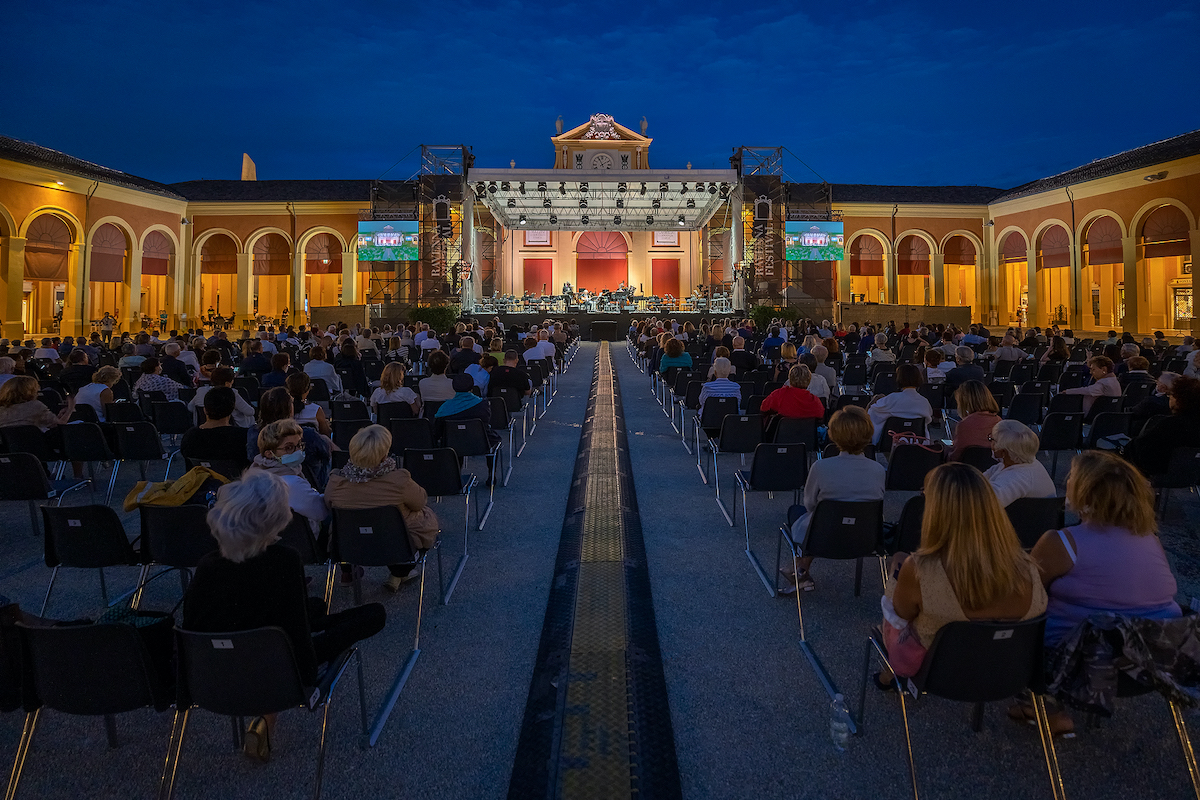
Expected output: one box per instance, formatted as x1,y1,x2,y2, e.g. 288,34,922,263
760,386,825,419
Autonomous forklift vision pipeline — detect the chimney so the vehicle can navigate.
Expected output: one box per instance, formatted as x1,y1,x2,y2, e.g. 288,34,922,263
241,154,257,181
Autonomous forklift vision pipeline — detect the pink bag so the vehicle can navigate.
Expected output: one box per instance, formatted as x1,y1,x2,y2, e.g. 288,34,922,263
883,620,928,678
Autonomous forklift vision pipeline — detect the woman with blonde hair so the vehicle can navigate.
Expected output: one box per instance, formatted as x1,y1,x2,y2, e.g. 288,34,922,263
948,380,1001,461
880,462,1046,680
773,342,798,383
370,361,420,417
0,375,72,430
75,365,122,423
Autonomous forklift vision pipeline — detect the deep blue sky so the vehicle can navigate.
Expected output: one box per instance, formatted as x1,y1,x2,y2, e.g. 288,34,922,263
4,1,1198,190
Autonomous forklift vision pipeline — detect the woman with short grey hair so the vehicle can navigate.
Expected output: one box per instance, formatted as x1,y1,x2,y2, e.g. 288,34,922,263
983,419,1056,508
183,469,386,762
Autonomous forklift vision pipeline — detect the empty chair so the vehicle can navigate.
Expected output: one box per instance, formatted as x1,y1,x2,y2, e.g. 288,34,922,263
877,417,927,457
735,443,808,596
442,418,501,529
693,396,739,483
1152,447,1200,515
1084,411,1132,449
1006,392,1044,426
404,447,478,604
958,445,999,473
487,397,516,486
1020,380,1053,400
183,456,245,481
1038,412,1083,479
40,504,138,615
112,420,170,488
389,417,436,462
0,424,63,475
333,419,372,451
705,414,763,525
1047,393,1083,415
60,422,117,497
330,398,370,421
773,416,819,450
1005,496,1066,549
1085,394,1123,422
104,402,144,423
0,452,89,537
889,494,925,555
1122,381,1156,409
132,505,220,608
885,444,945,492
151,401,193,443
376,401,415,430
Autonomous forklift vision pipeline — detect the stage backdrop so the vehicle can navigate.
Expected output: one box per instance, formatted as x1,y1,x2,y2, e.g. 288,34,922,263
523,259,553,296
651,258,679,298
576,232,628,293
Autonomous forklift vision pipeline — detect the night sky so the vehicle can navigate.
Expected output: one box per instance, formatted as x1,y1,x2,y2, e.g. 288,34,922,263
4,0,1197,190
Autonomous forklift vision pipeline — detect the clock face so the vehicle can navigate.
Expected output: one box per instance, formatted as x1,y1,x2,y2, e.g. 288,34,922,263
591,153,614,169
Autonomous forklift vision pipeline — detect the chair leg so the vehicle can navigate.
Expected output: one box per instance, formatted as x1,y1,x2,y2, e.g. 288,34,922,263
27,502,38,539
1169,700,1200,800
1031,694,1067,800
5,710,39,800
105,461,122,506
156,709,189,800
895,675,920,799
40,567,59,617
355,650,369,737
312,700,334,800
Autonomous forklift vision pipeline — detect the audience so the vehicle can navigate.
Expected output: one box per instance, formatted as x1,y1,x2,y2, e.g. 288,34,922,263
287,372,331,437
248,388,333,490
983,420,1057,507
698,357,741,409
948,380,1001,461
0,375,72,429
133,357,186,401
189,366,256,428
74,365,121,422
434,374,500,484
866,364,932,445
1124,374,1200,478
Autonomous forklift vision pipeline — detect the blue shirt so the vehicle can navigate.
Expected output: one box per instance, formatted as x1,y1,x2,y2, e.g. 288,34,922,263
698,378,742,409
465,363,490,391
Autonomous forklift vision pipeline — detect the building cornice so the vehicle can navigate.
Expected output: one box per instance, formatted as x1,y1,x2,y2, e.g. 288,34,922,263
0,158,188,214
185,201,364,217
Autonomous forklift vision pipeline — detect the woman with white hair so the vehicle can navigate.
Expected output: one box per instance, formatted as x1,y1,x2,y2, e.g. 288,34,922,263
698,357,741,409
324,424,440,592
866,332,895,367
983,419,1057,507
183,469,386,762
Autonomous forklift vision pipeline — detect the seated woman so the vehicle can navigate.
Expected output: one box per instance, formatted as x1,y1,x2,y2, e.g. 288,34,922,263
74,365,121,423
1123,375,1200,478
248,419,328,528
0,375,73,429
418,351,455,402
435,374,501,484
760,364,824,424
132,357,186,401
657,337,693,372
880,462,1046,683
197,349,222,385
117,342,145,369
782,407,885,593
772,342,798,383
324,424,440,592
866,333,895,367
866,364,933,445
1039,336,1071,366
261,352,292,389
181,387,252,470
983,420,1056,507
1025,450,1179,735
286,372,332,437
248,388,333,491
182,469,386,761
1062,356,1121,414
948,380,1000,461
370,362,420,418
302,346,341,394
706,346,731,380
923,349,947,382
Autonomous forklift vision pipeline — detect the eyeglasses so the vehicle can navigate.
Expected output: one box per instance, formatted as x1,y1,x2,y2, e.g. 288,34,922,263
278,441,306,455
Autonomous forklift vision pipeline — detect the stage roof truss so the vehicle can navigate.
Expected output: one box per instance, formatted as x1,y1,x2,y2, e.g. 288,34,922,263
469,168,736,232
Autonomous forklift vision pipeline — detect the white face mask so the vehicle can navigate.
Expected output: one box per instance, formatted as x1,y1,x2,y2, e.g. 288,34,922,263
279,450,304,466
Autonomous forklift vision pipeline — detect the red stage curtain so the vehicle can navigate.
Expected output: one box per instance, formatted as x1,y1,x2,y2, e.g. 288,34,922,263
89,223,126,282
142,231,172,276
523,259,553,296
576,259,627,293
1038,225,1071,270
651,258,679,297
201,234,238,274
25,214,71,281
896,235,930,276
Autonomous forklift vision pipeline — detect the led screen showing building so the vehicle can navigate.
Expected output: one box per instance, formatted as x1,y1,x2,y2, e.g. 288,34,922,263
784,222,844,261
357,221,418,261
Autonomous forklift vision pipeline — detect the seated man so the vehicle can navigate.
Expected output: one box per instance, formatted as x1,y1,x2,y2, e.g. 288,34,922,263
944,346,984,394
698,357,742,409
58,349,96,394
181,387,252,469
190,366,256,428
488,350,533,398
728,336,759,373
239,340,272,375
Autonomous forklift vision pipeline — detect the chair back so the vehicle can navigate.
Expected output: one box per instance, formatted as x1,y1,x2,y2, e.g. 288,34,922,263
1154,447,1200,489
176,627,306,715
959,445,998,473
918,383,945,410
105,402,145,423
885,444,945,491
1020,380,1052,399
878,417,927,456
1005,496,1066,549
1005,393,1043,426
150,402,193,436
487,397,510,431
0,452,52,500
1047,393,1083,415
1038,412,1083,451
1086,394,1122,422
698,396,739,430
60,421,116,463
745,395,766,415
717,414,762,454
0,424,57,463
41,505,135,569
833,394,870,412
20,623,172,715
404,447,466,497
893,495,925,554
803,500,884,559
390,418,435,455
841,363,868,387
307,379,331,402
1085,412,1132,448
992,360,1015,380
421,400,444,420
773,416,819,449
1122,381,1155,409
495,386,523,412
138,504,219,568
330,505,416,566
1036,362,1064,382
682,381,704,410
278,511,323,564
915,617,1048,699
69,404,100,424
114,421,166,461
184,456,245,481
377,402,414,429
672,370,697,396
747,443,807,491
444,418,493,457
1009,363,1036,385
331,399,370,421
332,419,371,450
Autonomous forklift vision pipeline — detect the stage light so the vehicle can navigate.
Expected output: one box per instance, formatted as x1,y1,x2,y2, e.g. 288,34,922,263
579,181,589,193
581,215,590,225
659,182,668,193
719,183,730,198
618,182,627,193
519,214,527,225
616,198,624,208
559,182,566,195
506,198,516,208
488,182,497,193
542,199,552,208
680,183,688,195
646,215,654,225
640,182,647,195
501,181,510,191
537,181,547,192
696,182,704,192
707,183,717,194
549,214,558,224
476,182,486,195
686,198,695,209
651,199,661,209
519,182,526,194
579,198,588,208
678,215,685,226
614,215,622,225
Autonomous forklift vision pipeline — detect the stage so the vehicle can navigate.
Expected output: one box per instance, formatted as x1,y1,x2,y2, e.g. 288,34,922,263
486,312,721,340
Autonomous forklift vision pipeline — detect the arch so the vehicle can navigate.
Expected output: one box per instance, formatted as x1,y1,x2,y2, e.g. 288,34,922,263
572,229,632,253
938,229,984,256
574,231,628,292
847,227,892,255
304,232,344,275
848,232,886,276
1140,204,1192,258
142,230,175,277
200,232,239,274
0,201,17,238
895,233,931,275
138,224,181,254
1035,223,1072,270
88,221,130,283
19,206,83,243
24,213,74,281
1131,198,1196,241
244,225,293,253
1075,208,1128,242
997,228,1030,260
941,235,978,265
295,225,348,255
193,227,243,254
894,228,937,257
575,231,629,257
252,232,291,275
1082,215,1124,265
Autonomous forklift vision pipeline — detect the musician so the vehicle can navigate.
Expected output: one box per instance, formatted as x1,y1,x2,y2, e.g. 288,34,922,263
618,281,627,292
562,281,573,295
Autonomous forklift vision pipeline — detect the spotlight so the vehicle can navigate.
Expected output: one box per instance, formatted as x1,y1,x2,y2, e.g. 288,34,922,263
581,215,590,225
476,182,486,195
616,198,624,208
506,198,516,208
686,198,695,209
618,182,627,193
640,182,647,195
678,215,685,227
542,198,552,208
559,182,566,195
614,215,622,225
707,183,717,194
719,182,730,198
537,181,547,191
695,182,704,192
579,198,588,208
659,182,668,193
519,214,527,226
646,215,654,225
680,183,688,195
549,214,558,225
579,181,589,193
652,199,661,209
501,181,510,191
488,182,497,193
519,182,526,194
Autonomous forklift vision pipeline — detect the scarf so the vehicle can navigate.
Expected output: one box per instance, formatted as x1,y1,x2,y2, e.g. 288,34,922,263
340,457,397,484
435,391,483,418
250,454,303,476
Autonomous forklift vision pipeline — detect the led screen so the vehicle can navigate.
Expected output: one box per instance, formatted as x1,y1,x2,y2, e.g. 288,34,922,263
785,221,844,261
357,221,418,261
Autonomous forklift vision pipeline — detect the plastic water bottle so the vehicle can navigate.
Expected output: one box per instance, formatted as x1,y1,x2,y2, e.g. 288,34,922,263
830,693,852,752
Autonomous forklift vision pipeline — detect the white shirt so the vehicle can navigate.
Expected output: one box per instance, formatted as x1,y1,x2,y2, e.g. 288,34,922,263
356,335,378,352
189,385,256,428
1063,375,1121,412
867,388,934,444
259,339,277,354
370,386,419,413
303,360,342,393
533,340,557,360
984,461,1057,508
177,350,201,372
807,373,831,402
279,472,328,524
420,337,442,350
34,348,60,360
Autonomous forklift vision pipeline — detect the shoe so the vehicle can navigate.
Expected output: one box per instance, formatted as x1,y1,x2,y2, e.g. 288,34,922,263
1007,701,1076,739
339,566,364,586
243,716,271,762
796,570,816,592
872,672,900,693
383,569,418,593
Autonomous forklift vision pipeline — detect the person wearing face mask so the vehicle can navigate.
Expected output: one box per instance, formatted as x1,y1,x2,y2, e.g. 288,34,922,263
248,419,328,528
248,387,334,490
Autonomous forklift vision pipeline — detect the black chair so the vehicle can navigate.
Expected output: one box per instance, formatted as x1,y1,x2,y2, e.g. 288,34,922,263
105,402,144,423
307,379,331,403
333,419,372,451
1047,393,1083,415
1009,363,1036,385
112,420,170,490
917,383,944,412
1085,394,1122,422
705,414,763,524
493,385,531,457
183,456,246,481
61,422,118,500
1152,447,1200,517
131,505,220,609
389,417,436,462
442,418,501,528
487,397,516,486
888,494,925,555
232,375,261,403
841,362,868,390
331,398,370,421
40,504,138,615
68,403,100,424
1038,412,1083,479
0,424,64,477
1005,496,1066,549
421,400,445,421
885,444,945,492
376,402,414,431
1084,411,1132,449
958,445,999,473
1122,381,1156,409
404,448,478,604
735,443,808,597
1006,393,1043,427
772,416,819,453
8,622,174,799
151,401,194,446
745,394,766,415
1021,380,1053,401
676,380,704,454
0,452,89,537
878,417,928,457
161,627,365,799
693,396,740,483
859,616,1063,800
330,505,429,608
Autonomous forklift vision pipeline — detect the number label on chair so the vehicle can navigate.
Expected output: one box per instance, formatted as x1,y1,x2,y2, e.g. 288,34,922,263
68,519,81,527
211,639,234,649
457,424,466,430
359,527,373,535
126,426,135,431
424,454,434,460
777,447,787,453
993,629,1014,640
842,517,856,525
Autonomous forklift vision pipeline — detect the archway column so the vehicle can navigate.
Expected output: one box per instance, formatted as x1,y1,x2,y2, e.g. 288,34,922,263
1191,231,1200,338
236,253,252,322
126,249,143,333
178,224,195,327
291,250,305,326
0,237,26,341
342,248,358,312
1121,236,1140,334
61,243,87,337
1023,246,1038,328
931,253,945,306
836,258,850,310
1068,247,1083,332
883,253,896,304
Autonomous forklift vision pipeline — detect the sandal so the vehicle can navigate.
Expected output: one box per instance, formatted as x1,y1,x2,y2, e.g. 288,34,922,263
243,716,271,762
1007,701,1076,739
872,672,899,693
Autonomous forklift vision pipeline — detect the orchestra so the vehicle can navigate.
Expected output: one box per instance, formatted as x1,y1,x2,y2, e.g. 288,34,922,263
473,281,732,314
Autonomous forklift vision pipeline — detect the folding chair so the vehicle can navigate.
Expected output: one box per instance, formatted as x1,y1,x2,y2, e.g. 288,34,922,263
389,418,436,464
404,448,477,604
677,380,703,454
443,418,501,528
104,402,144,423
487,398,516,486
161,627,366,798
735,443,807,597
40,504,138,616
693,396,740,483
1005,496,1066,549
333,419,372,451
885,444,945,492
112,420,170,490
1152,447,1200,518
493,386,530,457
859,616,1064,800
1084,411,1132,449
1085,394,1122,422
376,402,414,430
7,623,174,800
1038,412,1083,479
0,452,89,537
1006,392,1043,427
1122,381,1156,409
183,456,246,481
877,417,928,458
331,399,370,421
957,445,998,473
0,424,65,479
151,402,194,470
1047,393,1083,415
131,505,220,609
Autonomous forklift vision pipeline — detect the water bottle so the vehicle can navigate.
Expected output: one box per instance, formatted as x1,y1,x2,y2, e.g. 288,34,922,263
830,693,852,752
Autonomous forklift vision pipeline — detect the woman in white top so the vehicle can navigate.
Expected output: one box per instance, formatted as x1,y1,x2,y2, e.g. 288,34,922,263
75,365,121,422
285,371,331,437
797,354,830,402
867,364,934,444
371,362,420,417
983,419,1057,507
866,333,896,368
301,346,341,394
1062,355,1122,413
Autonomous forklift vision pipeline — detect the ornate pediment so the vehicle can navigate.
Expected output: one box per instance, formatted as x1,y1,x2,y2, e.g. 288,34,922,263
552,114,653,169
